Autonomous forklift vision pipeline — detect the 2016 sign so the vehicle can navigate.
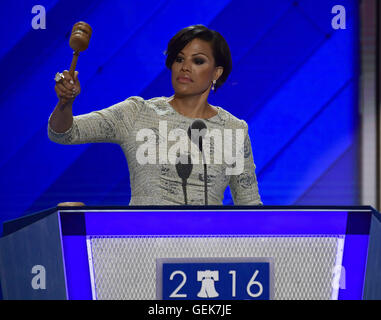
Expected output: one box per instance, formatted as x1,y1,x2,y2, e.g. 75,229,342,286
156,258,274,300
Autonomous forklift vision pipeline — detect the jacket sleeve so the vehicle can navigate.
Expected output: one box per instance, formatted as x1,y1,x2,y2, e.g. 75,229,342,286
228,120,262,205
47,96,144,145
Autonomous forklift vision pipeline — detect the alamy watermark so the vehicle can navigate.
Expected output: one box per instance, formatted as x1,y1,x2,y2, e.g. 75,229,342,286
135,121,246,175
331,4,346,30
31,5,46,30
31,265,46,290
30,5,346,32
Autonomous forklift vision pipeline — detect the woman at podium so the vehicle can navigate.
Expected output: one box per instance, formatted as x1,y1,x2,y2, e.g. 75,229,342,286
48,25,262,206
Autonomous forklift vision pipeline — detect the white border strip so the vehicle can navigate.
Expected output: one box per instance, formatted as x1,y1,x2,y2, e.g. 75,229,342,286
360,0,377,208
331,236,345,300
86,236,98,300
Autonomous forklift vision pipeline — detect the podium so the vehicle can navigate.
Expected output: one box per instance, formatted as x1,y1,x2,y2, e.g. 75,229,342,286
1,206,381,300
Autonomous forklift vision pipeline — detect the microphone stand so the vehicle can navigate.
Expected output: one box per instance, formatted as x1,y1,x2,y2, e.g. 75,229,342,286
188,120,209,206
175,154,193,205
200,138,208,205
181,178,188,205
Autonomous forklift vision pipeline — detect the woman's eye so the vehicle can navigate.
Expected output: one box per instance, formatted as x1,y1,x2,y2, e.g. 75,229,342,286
174,56,204,65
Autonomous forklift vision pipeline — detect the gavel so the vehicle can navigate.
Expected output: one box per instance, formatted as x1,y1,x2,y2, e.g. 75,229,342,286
68,21,92,79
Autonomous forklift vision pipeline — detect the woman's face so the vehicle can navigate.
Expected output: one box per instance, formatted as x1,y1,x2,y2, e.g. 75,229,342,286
171,38,223,97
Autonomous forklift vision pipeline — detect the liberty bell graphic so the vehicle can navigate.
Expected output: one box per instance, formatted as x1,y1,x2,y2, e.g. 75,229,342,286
197,270,219,298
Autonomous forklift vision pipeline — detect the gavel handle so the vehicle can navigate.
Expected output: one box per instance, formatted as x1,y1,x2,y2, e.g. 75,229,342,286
69,51,80,79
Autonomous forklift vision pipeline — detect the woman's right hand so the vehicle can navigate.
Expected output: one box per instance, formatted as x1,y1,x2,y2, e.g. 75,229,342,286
54,70,80,106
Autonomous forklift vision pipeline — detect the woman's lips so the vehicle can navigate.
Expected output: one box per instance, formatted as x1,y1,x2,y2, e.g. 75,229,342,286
177,76,193,83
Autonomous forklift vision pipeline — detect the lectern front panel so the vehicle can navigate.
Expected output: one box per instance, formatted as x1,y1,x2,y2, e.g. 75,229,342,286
58,208,372,300
87,235,343,300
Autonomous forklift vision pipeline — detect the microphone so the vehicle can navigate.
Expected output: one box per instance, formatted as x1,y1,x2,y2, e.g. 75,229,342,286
175,153,193,205
187,119,207,152
187,120,208,205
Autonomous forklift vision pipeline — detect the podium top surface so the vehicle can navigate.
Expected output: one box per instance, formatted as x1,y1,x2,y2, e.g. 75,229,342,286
2,205,379,237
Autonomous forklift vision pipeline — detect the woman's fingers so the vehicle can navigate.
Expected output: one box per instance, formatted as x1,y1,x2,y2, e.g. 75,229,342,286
55,70,81,101
73,71,81,93
55,84,76,101
62,70,73,82
61,70,75,89
63,70,80,93
56,82,74,97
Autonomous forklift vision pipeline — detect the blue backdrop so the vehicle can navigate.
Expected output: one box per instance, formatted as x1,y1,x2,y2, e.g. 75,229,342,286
0,0,359,233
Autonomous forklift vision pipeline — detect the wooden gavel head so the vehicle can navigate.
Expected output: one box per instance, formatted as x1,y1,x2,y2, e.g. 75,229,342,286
69,21,92,53
68,21,92,78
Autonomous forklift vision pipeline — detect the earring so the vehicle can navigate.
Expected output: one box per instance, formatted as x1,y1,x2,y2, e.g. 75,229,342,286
211,80,216,91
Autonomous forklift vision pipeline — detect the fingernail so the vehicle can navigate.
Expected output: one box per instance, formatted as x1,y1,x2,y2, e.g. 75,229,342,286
70,80,74,84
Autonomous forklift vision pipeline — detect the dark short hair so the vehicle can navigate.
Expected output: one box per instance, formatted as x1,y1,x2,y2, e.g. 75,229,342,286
165,25,232,92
